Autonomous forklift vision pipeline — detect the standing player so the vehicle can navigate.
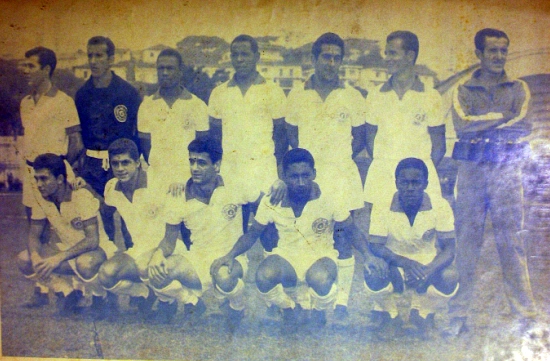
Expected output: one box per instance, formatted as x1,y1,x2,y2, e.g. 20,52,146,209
366,158,458,339
16,154,116,316
97,138,173,320
138,48,209,194
75,36,141,248
447,28,537,335
212,148,384,331
148,137,261,326
18,46,83,307
208,34,287,243
364,31,445,211
283,33,366,318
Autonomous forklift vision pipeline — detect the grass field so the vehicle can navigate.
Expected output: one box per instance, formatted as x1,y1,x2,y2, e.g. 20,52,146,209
1,193,549,360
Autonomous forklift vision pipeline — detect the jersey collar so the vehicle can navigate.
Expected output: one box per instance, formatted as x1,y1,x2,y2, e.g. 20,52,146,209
463,69,515,89
303,75,345,91
389,192,432,213
380,75,425,93
185,175,225,203
151,86,193,100
280,182,321,208
227,72,266,87
114,168,148,192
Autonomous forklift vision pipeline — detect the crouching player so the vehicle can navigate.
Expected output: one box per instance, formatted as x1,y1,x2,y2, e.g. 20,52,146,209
97,138,172,320
147,137,261,327
17,154,117,316
212,148,384,332
366,158,459,338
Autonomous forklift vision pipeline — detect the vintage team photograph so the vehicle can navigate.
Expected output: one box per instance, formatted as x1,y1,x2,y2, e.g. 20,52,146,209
0,0,549,360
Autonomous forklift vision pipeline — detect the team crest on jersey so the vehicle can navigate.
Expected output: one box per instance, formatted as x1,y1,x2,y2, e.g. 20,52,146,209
222,204,238,220
312,218,330,234
71,217,84,230
114,105,128,123
413,109,427,126
422,228,436,241
335,107,351,123
145,204,160,219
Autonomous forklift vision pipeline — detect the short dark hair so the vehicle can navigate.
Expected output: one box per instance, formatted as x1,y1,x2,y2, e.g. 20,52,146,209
108,138,140,161
282,148,315,173
231,35,259,54
312,33,345,60
475,28,509,52
188,137,223,164
387,31,419,64
87,36,115,57
25,47,57,77
33,153,66,180
395,158,429,181
158,48,183,69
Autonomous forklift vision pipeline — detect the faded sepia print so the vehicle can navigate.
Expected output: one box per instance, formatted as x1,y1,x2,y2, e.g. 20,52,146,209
1,0,549,360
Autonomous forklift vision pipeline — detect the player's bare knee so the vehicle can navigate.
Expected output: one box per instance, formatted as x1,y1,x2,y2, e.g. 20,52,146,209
214,261,243,293
76,250,106,280
364,270,390,291
307,259,337,296
98,258,120,286
17,250,33,275
256,262,279,293
434,266,459,295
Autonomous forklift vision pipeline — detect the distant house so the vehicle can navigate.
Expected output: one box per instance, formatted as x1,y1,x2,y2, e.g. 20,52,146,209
56,50,88,70
358,67,390,89
140,44,170,64
134,62,157,84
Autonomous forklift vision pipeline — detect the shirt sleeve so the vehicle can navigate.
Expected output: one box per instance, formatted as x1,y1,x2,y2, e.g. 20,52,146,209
369,204,389,238
269,83,287,120
426,90,445,127
254,198,273,226
332,195,351,223
61,95,81,131
103,179,117,207
284,88,300,126
365,88,379,126
75,189,100,221
208,85,223,119
435,199,455,238
137,97,151,133
193,97,210,132
31,203,47,221
163,196,185,226
348,87,367,127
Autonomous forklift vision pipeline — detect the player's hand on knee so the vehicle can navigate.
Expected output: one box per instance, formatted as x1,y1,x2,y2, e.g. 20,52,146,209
168,183,186,198
268,179,287,206
210,255,234,277
71,177,87,190
403,261,427,288
364,254,388,279
148,249,168,284
35,254,64,279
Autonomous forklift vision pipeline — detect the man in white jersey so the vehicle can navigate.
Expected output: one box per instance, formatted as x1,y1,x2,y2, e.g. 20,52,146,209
138,48,209,194
283,33,367,319
366,158,458,339
212,148,385,332
16,154,116,316
19,47,84,307
148,137,261,327
98,138,172,321
364,31,445,210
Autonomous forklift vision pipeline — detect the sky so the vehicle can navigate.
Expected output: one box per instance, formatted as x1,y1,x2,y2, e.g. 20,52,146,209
1,0,549,79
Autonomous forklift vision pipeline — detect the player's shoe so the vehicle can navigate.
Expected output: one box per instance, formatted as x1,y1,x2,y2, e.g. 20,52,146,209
225,306,245,332
281,305,302,334
333,305,349,322
131,289,157,319
408,309,433,340
183,298,206,322
308,309,327,329
55,290,83,316
156,300,178,324
88,292,120,321
266,304,281,318
22,287,49,308
368,311,404,341
440,316,468,338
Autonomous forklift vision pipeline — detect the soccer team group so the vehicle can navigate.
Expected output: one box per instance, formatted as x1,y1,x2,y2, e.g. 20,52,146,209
15,27,538,338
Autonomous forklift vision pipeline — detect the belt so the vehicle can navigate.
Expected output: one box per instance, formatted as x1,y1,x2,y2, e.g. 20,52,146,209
86,149,110,171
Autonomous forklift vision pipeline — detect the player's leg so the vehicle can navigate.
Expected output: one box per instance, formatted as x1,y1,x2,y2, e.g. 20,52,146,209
212,257,246,329
488,162,537,325
447,161,488,334
410,265,459,339
305,257,338,327
17,250,49,308
256,255,300,330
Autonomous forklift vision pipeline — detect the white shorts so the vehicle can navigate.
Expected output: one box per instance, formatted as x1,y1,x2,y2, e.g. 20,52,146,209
315,159,365,212
271,246,338,282
364,158,442,208
183,246,248,290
